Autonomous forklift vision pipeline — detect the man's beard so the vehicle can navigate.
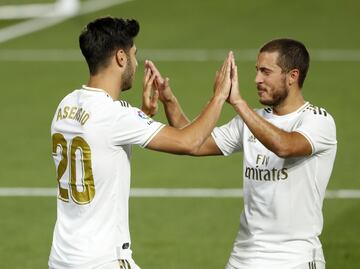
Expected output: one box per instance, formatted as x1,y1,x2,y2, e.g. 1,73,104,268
121,61,134,91
259,88,288,107
258,79,288,107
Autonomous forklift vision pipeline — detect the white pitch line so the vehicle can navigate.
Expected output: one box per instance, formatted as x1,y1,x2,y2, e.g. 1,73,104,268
0,48,82,61
79,0,132,14
0,0,80,19
0,187,56,197
0,188,359,199
0,16,70,44
1,48,360,62
0,0,133,44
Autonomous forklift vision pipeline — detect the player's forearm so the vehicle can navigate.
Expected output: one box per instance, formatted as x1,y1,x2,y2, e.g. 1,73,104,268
232,100,291,157
180,95,225,154
163,96,190,128
146,95,225,155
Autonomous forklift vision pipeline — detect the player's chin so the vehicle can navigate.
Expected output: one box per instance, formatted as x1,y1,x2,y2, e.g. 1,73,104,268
257,92,267,102
259,97,274,106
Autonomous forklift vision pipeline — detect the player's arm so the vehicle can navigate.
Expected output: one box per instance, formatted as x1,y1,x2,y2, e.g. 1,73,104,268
228,58,312,158
143,60,222,155
146,112,223,156
157,83,190,128
144,60,190,128
233,101,311,157
145,53,233,156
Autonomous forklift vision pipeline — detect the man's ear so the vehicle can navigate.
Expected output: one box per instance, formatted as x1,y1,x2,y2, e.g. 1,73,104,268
288,69,300,86
115,49,127,68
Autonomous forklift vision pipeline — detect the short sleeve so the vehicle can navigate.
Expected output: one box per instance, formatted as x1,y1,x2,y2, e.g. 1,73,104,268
211,115,244,156
294,110,337,155
110,106,164,148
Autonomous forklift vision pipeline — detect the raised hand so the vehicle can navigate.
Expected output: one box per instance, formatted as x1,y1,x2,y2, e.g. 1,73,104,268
228,53,243,105
145,60,175,103
213,51,233,101
141,65,159,117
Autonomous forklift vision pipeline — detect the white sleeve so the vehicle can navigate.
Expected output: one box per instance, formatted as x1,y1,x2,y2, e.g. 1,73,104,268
110,106,165,148
211,115,244,156
294,110,337,155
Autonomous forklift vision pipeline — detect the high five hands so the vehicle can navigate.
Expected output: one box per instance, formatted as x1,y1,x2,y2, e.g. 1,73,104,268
142,51,242,117
213,51,241,103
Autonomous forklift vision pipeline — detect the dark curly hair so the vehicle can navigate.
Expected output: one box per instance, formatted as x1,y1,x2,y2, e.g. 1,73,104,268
79,17,140,75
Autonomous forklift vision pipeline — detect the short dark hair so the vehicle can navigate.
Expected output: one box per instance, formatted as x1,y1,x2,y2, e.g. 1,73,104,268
260,38,310,88
79,17,140,75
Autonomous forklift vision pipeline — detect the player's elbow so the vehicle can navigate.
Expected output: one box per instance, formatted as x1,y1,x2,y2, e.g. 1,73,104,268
272,143,298,158
188,145,202,156
272,135,312,158
274,148,291,158
149,127,206,155
181,137,204,156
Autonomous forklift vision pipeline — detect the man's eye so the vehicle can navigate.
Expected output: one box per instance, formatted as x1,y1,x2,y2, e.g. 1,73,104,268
261,69,270,75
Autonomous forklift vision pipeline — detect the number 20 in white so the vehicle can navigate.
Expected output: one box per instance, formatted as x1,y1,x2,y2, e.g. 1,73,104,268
52,133,95,204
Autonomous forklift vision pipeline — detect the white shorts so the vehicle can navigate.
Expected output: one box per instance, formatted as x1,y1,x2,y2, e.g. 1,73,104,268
96,259,141,269
225,260,325,269
292,261,325,269
49,259,141,269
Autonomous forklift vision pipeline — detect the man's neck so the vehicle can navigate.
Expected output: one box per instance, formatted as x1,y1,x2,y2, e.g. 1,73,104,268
87,73,122,100
272,89,305,115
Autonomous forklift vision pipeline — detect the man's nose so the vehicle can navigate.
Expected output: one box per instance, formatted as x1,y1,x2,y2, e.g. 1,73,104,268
255,72,263,84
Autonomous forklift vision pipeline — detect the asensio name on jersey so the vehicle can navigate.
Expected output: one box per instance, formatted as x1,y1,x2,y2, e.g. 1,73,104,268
49,86,164,269
211,102,337,269
55,105,90,126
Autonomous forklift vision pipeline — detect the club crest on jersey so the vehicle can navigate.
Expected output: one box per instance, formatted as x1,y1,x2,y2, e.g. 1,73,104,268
248,135,257,143
137,110,154,125
138,110,149,120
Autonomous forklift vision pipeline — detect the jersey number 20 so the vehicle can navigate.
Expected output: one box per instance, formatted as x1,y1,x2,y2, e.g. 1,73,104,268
52,133,95,204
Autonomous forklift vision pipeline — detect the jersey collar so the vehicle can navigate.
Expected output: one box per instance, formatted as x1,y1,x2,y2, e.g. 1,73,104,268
269,102,310,119
82,85,107,93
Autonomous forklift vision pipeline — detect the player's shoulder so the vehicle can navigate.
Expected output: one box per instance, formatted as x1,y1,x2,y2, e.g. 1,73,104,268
110,100,157,129
301,103,332,117
300,103,336,128
255,103,333,117
257,103,335,125
300,103,335,123
116,100,131,108
112,100,148,121
57,89,81,104
111,100,134,114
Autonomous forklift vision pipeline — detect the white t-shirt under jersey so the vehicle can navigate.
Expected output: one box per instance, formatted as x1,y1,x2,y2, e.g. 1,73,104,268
49,86,164,269
212,102,337,269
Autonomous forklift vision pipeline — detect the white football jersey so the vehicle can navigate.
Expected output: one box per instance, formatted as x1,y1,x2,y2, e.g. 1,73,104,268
212,102,337,269
49,86,164,269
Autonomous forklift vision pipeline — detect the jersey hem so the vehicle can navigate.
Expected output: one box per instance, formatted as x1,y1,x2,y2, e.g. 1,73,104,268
48,254,117,269
228,257,325,269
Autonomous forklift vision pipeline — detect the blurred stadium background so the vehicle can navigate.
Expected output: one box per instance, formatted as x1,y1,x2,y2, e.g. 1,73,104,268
0,0,359,268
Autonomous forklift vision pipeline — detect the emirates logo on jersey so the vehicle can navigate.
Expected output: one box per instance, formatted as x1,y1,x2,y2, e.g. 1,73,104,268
245,166,288,181
245,154,289,181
